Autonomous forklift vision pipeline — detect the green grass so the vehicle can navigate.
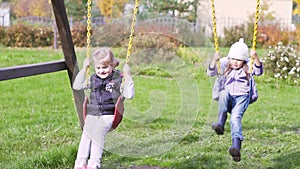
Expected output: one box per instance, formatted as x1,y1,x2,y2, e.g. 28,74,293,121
0,47,64,68
0,47,299,169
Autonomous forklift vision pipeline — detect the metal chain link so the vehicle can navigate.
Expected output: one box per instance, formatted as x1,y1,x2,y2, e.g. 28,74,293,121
121,0,139,90
250,0,260,73
210,0,220,74
126,0,139,64
85,0,92,85
85,0,138,90
211,0,260,74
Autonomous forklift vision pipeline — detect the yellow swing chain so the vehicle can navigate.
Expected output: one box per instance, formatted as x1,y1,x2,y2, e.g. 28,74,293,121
85,0,92,86
210,0,220,74
85,0,138,87
211,0,260,74
125,0,139,64
121,0,139,89
250,0,260,73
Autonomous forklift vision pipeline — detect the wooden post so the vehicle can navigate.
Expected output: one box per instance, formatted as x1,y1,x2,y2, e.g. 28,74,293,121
51,0,85,128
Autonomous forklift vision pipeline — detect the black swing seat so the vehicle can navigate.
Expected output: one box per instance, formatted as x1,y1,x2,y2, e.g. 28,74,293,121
82,96,124,130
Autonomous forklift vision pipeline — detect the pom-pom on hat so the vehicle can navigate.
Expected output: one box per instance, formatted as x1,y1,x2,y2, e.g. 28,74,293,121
228,38,249,61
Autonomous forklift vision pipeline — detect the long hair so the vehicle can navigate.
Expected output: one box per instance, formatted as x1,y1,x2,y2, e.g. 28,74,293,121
223,61,250,81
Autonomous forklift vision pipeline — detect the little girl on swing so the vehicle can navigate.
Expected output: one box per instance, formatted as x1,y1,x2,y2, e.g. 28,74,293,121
207,38,263,162
73,47,134,169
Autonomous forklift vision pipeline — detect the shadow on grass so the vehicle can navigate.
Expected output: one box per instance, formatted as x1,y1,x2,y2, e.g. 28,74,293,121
244,122,300,135
271,150,300,169
101,152,228,169
172,153,227,169
101,152,170,169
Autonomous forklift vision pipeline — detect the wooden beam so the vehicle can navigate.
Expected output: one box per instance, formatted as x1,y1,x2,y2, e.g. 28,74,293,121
51,0,85,128
0,60,67,81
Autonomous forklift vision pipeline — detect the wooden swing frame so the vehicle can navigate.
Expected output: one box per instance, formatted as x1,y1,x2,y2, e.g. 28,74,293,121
0,0,134,129
0,0,86,128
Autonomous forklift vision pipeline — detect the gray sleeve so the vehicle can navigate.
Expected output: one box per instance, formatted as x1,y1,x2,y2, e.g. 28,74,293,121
73,69,89,90
207,57,228,76
121,76,134,99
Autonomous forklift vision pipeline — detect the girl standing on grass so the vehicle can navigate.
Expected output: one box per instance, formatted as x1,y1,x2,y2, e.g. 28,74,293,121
73,47,134,169
207,38,263,162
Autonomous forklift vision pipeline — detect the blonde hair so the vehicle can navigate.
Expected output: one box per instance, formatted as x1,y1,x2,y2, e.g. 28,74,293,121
92,47,119,68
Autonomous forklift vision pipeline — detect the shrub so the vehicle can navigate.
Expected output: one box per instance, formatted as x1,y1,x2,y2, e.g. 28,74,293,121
92,20,130,47
0,27,4,46
120,33,178,64
222,22,297,49
294,24,300,47
3,24,34,47
262,42,300,85
223,22,254,47
176,45,201,64
257,24,292,47
2,23,53,47
71,22,88,47
32,26,53,47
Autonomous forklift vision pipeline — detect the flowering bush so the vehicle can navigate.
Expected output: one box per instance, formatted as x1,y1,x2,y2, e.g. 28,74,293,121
262,42,300,85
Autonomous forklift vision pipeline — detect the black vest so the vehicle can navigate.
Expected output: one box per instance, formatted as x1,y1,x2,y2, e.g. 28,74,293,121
87,70,123,115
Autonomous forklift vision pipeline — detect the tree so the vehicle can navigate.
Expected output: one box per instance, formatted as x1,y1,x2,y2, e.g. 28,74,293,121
97,0,114,19
143,0,196,22
247,0,275,24
13,0,52,18
96,0,128,20
112,0,129,18
65,0,87,22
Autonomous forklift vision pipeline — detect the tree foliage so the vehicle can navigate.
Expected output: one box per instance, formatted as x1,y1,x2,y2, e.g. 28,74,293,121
96,0,128,19
12,0,52,18
65,0,87,22
143,0,196,22
96,0,113,18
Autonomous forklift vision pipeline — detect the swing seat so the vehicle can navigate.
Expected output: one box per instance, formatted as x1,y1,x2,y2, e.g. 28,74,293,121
111,96,124,129
82,96,124,130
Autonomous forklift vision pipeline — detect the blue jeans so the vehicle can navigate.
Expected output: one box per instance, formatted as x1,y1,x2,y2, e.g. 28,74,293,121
218,90,250,140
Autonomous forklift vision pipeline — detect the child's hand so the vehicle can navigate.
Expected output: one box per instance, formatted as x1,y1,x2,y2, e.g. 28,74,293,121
83,57,90,68
209,52,220,69
123,63,132,77
250,50,261,66
213,52,220,62
250,50,258,60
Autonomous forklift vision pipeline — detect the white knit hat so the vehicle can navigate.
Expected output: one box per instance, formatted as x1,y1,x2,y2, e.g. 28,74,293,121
227,38,249,61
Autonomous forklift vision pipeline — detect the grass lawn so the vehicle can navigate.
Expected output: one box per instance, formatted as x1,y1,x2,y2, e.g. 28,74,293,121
0,47,299,169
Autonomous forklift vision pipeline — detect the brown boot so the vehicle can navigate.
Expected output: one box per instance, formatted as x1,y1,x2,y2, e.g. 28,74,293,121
228,137,242,162
211,111,227,135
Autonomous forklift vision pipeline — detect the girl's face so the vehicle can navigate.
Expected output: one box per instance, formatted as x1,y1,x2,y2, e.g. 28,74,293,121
229,58,244,69
94,61,113,79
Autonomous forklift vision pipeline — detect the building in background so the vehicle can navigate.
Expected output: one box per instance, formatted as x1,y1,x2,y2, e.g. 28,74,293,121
197,0,293,37
0,3,10,27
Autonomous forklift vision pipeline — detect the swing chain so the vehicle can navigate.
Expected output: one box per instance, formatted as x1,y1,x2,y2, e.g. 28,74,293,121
250,0,260,73
85,0,92,85
211,0,260,74
126,0,139,64
121,0,139,92
210,0,220,74
84,0,138,91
